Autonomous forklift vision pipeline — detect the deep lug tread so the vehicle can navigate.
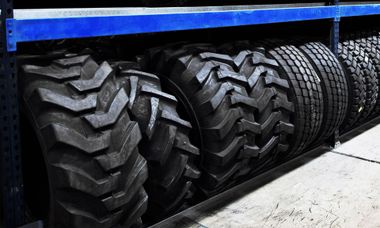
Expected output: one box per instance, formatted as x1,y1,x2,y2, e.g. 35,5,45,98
32,87,97,113
144,43,259,195
218,41,297,163
116,66,200,221
69,62,113,92
20,53,148,228
84,88,130,129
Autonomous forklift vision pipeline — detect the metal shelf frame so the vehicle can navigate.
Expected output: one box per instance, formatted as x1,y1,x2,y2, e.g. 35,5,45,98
4,3,380,51
1,0,380,227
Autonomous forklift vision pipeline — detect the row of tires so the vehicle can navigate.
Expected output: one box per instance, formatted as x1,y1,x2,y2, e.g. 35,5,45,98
19,29,380,227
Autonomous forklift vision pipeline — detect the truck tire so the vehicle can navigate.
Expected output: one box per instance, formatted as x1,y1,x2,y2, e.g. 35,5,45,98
111,62,200,221
218,41,295,166
340,40,378,125
297,42,349,146
143,43,261,196
347,31,380,118
258,40,323,157
337,44,366,132
19,53,148,228
366,31,380,117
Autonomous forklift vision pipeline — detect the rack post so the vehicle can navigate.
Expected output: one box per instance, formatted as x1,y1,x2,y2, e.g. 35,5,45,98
1,0,25,226
330,17,340,56
330,0,340,56
328,0,341,148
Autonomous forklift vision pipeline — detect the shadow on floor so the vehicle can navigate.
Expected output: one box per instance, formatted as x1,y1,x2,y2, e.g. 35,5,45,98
151,116,380,228
339,117,380,144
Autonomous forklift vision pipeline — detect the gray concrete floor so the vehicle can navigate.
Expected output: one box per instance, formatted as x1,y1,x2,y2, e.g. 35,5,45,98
154,117,380,228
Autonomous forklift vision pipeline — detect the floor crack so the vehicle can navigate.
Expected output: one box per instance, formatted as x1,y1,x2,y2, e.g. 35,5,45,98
330,151,380,165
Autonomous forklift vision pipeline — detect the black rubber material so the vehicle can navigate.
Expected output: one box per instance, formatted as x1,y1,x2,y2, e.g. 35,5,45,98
143,43,261,196
297,42,349,146
337,43,367,132
112,62,201,221
19,54,148,228
258,40,324,158
340,40,378,125
366,31,380,117
346,31,380,118
218,41,295,166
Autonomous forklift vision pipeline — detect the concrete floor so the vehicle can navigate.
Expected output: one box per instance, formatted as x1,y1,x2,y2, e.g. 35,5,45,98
154,118,380,228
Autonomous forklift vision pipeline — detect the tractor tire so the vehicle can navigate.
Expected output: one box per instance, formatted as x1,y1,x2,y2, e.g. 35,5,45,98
297,41,349,146
19,53,148,228
258,40,324,158
218,41,295,166
111,62,200,222
340,40,378,125
346,31,380,118
143,43,261,196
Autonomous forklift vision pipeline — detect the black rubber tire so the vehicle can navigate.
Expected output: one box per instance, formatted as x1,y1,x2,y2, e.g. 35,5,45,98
143,43,261,196
19,54,148,228
340,40,378,125
337,43,366,132
366,31,380,117
218,41,295,165
346,31,380,118
111,62,200,221
297,41,349,146
258,40,324,158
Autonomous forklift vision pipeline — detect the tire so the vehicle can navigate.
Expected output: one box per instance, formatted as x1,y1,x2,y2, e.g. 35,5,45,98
218,41,295,165
19,54,148,228
143,43,261,196
340,40,378,125
257,40,324,157
337,43,366,132
346,31,380,118
297,41,349,146
111,62,200,221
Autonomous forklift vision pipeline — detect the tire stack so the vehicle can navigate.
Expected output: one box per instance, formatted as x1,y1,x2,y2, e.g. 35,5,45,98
18,29,380,228
141,39,347,191
338,31,380,132
19,52,200,227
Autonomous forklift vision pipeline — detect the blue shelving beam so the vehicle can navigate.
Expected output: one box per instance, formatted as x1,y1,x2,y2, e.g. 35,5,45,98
5,4,380,51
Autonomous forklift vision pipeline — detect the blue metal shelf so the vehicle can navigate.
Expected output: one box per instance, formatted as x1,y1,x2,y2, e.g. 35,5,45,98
6,3,380,51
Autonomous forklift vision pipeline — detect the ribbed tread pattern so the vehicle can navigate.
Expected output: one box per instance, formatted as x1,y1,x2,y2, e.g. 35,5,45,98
258,40,324,157
297,41,349,146
340,40,378,127
144,43,261,195
20,54,148,228
113,65,200,222
218,41,295,168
